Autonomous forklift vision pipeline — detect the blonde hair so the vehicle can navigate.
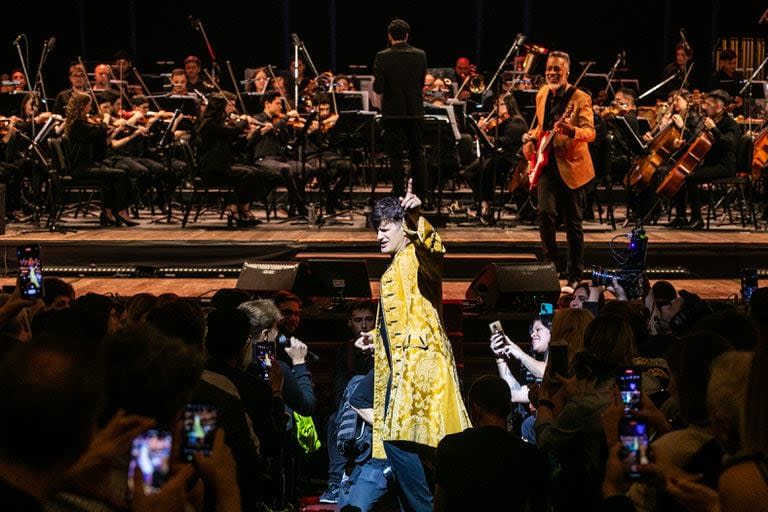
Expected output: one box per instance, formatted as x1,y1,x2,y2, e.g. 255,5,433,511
63,91,92,136
550,308,594,363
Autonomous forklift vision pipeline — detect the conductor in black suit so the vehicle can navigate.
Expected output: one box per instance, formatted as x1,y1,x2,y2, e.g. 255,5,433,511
374,18,428,198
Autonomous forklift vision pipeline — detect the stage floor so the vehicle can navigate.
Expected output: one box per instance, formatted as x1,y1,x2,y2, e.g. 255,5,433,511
1,212,765,295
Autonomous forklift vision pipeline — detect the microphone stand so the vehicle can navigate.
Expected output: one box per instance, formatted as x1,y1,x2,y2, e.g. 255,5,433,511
190,17,220,80
600,51,624,103
14,35,36,137
33,38,54,114
485,34,526,94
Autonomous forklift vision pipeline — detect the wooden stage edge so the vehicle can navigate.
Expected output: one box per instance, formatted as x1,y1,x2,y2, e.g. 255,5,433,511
0,277,742,302
1,223,768,246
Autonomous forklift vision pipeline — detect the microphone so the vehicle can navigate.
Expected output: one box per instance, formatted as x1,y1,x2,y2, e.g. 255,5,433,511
46,37,56,50
188,15,199,30
620,50,626,67
13,34,23,45
291,33,302,47
513,33,526,49
679,29,691,51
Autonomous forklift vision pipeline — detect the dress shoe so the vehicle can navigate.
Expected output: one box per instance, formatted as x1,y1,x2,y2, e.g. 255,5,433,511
99,211,117,227
114,214,139,227
668,216,689,228
688,217,705,230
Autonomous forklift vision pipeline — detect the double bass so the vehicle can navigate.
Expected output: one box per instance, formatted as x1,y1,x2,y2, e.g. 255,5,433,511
624,121,681,188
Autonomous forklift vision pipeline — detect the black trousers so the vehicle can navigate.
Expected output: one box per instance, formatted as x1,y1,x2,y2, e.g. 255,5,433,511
674,164,734,220
381,119,427,197
536,161,586,282
73,165,131,212
254,157,313,208
463,155,513,204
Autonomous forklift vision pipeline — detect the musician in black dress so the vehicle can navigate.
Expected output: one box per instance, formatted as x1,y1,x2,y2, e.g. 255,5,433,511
373,18,428,198
192,94,264,226
62,92,136,226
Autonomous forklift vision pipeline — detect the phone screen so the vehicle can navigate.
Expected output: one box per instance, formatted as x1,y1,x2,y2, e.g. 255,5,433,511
17,244,43,300
253,341,275,382
617,366,642,413
127,429,172,496
620,418,649,480
488,320,504,335
741,269,758,304
181,403,217,462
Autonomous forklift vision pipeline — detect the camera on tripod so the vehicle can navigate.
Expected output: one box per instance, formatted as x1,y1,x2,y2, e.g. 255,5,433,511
591,227,648,300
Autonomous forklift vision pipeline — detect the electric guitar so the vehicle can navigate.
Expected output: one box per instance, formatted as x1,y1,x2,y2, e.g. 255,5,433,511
527,102,575,190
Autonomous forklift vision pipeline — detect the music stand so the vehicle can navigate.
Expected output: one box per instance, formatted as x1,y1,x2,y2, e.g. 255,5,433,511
609,116,647,155
152,95,199,116
337,91,369,112
305,259,372,310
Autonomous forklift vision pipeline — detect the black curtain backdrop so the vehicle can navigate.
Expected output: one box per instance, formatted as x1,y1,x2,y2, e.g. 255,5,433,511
1,0,765,103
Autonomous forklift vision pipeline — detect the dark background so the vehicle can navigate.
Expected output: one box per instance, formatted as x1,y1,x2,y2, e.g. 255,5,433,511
1,0,766,104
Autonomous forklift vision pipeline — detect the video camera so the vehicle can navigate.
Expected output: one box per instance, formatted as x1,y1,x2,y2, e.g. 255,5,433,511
591,227,648,300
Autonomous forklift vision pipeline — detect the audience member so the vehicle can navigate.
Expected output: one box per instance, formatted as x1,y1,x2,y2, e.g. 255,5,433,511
41,278,75,310
435,375,548,512
0,340,104,511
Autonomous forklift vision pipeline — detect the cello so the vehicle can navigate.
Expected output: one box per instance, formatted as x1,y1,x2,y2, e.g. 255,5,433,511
655,102,733,199
751,126,768,182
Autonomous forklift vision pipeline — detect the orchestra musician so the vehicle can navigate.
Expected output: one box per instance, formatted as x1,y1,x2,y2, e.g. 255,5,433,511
671,89,740,230
630,89,700,226
452,57,474,101
10,70,27,92
53,64,88,116
184,55,214,95
192,93,264,226
111,51,142,96
522,51,595,289
247,67,270,94
711,49,743,103
62,91,136,226
169,68,190,96
306,94,352,215
660,42,693,98
463,93,528,224
373,18,428,198
249,91,312,216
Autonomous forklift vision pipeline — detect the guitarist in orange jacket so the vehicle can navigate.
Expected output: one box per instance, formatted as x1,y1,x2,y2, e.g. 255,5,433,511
522,51,595,289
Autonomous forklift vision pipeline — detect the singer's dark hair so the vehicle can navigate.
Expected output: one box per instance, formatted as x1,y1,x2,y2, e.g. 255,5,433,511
370,196,405,230
388,18,410,40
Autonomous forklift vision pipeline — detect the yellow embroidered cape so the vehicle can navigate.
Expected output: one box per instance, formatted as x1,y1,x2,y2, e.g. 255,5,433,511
372,216,471,458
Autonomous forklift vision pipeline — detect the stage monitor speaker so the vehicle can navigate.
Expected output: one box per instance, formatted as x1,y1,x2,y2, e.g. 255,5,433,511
236,261,309,294
466,262,560,311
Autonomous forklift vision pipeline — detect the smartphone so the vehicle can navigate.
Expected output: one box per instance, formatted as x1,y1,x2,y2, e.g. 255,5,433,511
741,268,758,304
127,429,173,497
539,302,554,316
253,341,275,382
619,417,650,480
17,244,43,300
181,403,217,462
488,320,504,335
548,340,569,377
617,366,642,413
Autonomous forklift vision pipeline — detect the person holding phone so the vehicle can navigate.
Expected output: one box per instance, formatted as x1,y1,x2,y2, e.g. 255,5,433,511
354,180,470,512
491,313,553,392
535,314,637,512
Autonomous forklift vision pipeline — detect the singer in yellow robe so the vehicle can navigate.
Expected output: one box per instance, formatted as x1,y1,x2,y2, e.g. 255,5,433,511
357,185,470,511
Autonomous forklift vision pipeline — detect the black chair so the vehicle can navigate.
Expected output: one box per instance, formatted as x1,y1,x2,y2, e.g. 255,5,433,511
700,135,758,230
46,137,104,227
179,139,274,227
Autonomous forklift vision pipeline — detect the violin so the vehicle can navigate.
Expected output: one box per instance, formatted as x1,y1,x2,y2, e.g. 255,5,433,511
481,111,510,134
751,127,768,182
